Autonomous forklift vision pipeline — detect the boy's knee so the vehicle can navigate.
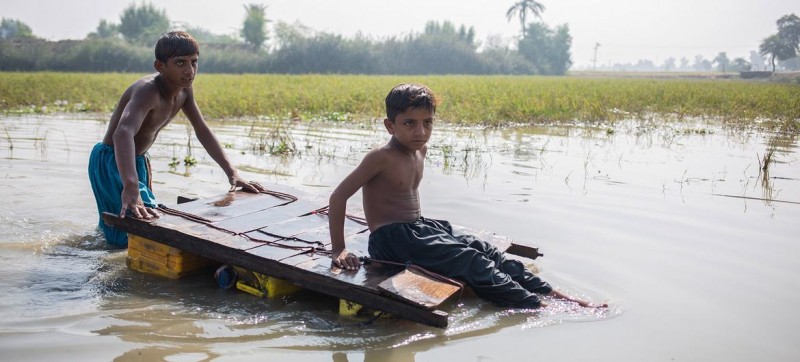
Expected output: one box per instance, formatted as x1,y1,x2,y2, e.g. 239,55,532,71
500,259,526,276
465,264,512,287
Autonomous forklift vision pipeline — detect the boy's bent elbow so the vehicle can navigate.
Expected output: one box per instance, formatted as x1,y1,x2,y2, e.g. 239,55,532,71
329,189,347,207
112,127,134,144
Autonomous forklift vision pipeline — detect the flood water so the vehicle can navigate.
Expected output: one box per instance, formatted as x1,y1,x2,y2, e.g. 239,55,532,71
1,114,798,361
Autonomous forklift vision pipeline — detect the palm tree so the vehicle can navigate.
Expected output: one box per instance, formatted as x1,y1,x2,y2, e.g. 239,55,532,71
242,4,268,49
506,0,546,37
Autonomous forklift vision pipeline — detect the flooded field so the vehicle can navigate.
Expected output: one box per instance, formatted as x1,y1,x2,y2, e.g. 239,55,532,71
0,114,798,361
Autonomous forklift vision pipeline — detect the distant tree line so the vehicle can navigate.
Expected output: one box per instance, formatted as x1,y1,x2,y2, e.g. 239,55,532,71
583,13,800,73
0,2,573,75
4,2,795,75
599,51,770,73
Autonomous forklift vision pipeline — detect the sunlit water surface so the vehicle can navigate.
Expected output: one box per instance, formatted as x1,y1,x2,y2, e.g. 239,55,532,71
0,115,798,361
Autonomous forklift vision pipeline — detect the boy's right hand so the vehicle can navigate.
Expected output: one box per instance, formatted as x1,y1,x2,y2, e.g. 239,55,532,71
119,187,159,219
229,175,267,193
331,249,361,271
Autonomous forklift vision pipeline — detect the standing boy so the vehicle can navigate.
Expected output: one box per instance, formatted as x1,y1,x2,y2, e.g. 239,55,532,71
328,83,605,309
89,31,264,247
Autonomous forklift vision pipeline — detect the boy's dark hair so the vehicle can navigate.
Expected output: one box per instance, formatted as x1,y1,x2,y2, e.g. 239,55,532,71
155,31,200,63
385,83,438,122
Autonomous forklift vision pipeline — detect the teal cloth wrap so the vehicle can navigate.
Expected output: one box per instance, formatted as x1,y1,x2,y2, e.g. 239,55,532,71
88,143,157,247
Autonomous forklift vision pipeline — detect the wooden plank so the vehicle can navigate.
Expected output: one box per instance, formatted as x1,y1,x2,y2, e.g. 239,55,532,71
274,256,448,326
506,243,543,259
104,190,547,328
174,221,262,252
210,199,320,234
261,215,329,237
245,234,326,254
108,214,259,256
103,212,449,328
168,191,293,222
243,240,310,261
270,215,367,242
147,213,205,231
176,196,199,204
377,268,461,310
288,226,331,245
282,253,402,289
263,220,361,244
240,230,282,243
223,246,449,327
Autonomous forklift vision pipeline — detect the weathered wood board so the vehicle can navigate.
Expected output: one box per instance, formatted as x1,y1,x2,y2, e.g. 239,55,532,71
103,186,541,328
378,268,462,310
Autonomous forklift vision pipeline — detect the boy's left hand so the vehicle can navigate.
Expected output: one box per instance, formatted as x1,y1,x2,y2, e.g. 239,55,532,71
332,249,361,271
229,176,267,193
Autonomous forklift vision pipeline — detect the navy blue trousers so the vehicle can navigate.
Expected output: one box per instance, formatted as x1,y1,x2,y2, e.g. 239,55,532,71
368,217,552,308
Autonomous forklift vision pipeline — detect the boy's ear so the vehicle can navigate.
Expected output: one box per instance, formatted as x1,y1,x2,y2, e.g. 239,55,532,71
383,118,395,135
154,60,165,73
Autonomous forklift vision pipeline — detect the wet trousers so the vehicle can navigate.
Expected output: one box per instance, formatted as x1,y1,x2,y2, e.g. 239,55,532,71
88,143,157,247
368,217,552,308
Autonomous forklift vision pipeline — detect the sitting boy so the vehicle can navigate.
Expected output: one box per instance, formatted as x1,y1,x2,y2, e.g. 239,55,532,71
328,83,605,309
88,31,264,247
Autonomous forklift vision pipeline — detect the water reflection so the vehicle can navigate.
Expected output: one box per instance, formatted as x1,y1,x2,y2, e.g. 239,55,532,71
759,132,799,205
114,347,218,362
1,115,798,361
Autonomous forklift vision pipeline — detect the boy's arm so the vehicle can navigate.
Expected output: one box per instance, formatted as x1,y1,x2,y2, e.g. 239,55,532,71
182,89,263,193
113,89,160,219
329,150,384,270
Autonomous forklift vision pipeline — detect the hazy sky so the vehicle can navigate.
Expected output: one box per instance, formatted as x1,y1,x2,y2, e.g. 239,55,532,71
4,0,797,68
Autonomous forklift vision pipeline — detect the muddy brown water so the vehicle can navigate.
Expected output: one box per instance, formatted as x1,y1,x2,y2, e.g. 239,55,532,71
0,115,798,361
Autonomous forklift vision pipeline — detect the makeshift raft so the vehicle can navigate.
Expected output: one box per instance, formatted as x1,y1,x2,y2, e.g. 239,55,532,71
103,184,543,328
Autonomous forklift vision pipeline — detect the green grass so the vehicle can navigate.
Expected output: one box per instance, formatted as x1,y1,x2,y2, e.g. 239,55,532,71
0,72,798,132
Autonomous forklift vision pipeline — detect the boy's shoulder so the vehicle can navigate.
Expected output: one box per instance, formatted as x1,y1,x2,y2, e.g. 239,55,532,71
361,140,423,166
372,140,408,157
356,142,396,167
131,73,161,92
123,74,172,106
362,143,391,161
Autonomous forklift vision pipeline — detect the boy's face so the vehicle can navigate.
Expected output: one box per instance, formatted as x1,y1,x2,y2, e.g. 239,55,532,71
385,106,434,151
155,54,199,88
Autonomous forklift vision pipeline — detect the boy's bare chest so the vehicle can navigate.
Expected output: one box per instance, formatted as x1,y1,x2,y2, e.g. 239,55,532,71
144,97,186,130
381,157,424,189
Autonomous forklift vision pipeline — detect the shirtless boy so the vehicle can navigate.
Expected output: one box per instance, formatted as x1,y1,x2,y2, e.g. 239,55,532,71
329,83,606,309
88,31,264,247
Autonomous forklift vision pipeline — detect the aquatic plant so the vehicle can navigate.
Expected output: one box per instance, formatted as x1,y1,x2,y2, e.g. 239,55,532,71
247,118,298,156
183,155,197,166
1,124,12,150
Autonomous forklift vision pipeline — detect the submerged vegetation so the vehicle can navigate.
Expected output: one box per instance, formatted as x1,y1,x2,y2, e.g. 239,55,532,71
0,72,797,132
